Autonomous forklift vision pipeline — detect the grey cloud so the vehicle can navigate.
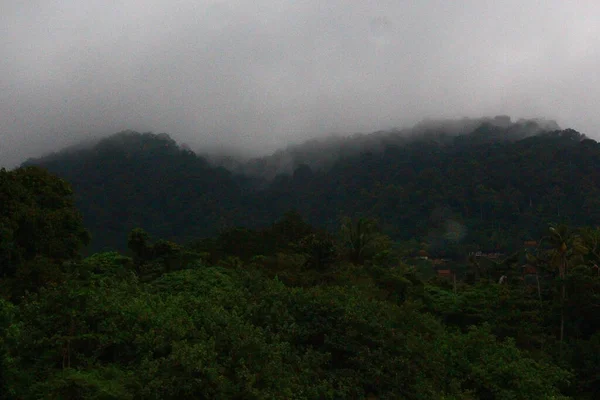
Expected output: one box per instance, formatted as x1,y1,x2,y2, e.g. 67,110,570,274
2,0,600,167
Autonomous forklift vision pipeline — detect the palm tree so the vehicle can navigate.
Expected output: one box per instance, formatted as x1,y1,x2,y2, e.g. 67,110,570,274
539,224,588,354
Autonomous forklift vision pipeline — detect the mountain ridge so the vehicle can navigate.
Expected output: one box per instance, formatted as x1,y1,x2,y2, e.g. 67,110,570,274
21,116,597,254
203,116,562,180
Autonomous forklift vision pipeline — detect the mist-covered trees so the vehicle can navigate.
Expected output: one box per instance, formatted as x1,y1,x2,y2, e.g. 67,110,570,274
24,126,600,255
4,124,600,398
24,131,250,252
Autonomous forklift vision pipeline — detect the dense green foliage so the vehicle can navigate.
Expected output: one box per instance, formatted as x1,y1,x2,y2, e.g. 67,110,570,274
24,124,600,256
0,167,90,297
2,122,598,398
25,131,250,251
2,216,597,398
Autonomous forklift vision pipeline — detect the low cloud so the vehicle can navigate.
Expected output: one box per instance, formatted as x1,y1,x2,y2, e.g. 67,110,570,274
2,1,600,167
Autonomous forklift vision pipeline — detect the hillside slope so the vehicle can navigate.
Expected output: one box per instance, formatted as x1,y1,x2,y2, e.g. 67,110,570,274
24,120,600,254
24,131,256,251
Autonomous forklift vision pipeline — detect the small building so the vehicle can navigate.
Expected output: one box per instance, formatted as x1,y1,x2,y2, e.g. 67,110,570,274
520,265,540,286
522,265,537,275
417,249,429,260
437,269,453,277
469,251,505,259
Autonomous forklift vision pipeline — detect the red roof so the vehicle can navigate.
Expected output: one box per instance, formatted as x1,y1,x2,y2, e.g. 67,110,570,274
523,266,537,274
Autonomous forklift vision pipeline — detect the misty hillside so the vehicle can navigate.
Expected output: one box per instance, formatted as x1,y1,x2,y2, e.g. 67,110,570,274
23,118,600,253
211,116,561,180
23,131,255,250
7,2,600,397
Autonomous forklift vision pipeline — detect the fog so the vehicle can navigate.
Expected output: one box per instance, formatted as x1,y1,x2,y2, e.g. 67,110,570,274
2,1,600,168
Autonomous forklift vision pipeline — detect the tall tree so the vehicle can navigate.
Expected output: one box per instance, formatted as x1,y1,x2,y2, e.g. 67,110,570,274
0,167,90,290
340,217,388,264
541,224,588,353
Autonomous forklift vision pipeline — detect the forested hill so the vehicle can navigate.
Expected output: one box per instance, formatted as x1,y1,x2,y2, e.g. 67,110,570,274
23,131,255,251
217,115,560,180
24,120,600,254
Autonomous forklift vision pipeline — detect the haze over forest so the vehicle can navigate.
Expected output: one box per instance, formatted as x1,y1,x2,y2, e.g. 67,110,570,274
3,1,600,167
5,2,600,398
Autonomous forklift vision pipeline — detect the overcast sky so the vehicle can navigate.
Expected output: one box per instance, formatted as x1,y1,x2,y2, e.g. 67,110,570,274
2,1,600,167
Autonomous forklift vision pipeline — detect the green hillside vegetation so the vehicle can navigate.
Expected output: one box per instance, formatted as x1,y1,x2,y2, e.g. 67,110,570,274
3,120,599,397
1,158,600,398
24,121,600,257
